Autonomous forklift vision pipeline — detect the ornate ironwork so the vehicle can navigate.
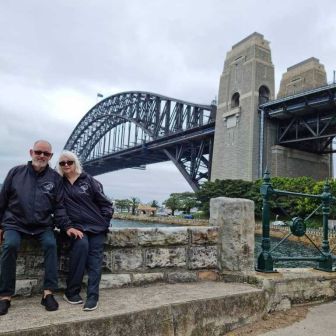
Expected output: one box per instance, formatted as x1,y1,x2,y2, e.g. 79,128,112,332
256,170,336,272
64,91,216,190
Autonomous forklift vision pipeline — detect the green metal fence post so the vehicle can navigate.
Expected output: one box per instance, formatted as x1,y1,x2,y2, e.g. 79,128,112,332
317,181,333,271
256,169,275,272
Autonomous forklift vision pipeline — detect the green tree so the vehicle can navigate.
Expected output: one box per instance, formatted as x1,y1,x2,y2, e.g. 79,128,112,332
196,179,254,217
115,199,131,212
150,200,160,208
129,197,140,215
163,194,181,216
177,192,198,214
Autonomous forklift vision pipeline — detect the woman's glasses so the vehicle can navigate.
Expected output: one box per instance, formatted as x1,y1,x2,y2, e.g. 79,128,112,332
59,160,74,167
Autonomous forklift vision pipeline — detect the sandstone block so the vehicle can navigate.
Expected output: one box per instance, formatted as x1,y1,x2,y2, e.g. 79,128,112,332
138,228,188,247
113,249,143,271
145,247,186,268
107,229,138,247
132,273,164,285
98,274,131,289
188,246,218,269
189,227,219,245
211,197,255,272
167,271,197,283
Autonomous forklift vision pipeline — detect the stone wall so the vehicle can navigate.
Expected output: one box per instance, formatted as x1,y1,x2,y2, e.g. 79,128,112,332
9,226,219,295
2,197,256,296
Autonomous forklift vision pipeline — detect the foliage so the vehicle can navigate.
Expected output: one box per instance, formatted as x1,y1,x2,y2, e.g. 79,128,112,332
196,179,254,217
150,200,160,208
129,197,140,215
163,192,199,215
195,176,336,223
114,199,131,212
163,194,181,215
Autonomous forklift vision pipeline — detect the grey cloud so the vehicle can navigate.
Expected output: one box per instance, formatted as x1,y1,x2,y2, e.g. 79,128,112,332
1,0,336,201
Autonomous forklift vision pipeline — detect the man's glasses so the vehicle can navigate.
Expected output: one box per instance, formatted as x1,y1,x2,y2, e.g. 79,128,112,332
59,160,74,167
33,150,52,158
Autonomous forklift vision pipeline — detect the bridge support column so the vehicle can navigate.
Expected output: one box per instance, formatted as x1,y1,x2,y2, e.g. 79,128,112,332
210,197,255,272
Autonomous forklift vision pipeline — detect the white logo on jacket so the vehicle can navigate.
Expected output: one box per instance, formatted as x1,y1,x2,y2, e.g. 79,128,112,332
41,182,55,194
78,182,90,194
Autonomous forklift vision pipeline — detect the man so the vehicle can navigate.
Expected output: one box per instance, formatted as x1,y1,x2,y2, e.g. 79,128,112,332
0,140,72,315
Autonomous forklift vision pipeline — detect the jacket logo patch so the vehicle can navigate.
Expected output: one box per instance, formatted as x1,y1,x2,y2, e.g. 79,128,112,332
78,182,90,194
41,182,55,194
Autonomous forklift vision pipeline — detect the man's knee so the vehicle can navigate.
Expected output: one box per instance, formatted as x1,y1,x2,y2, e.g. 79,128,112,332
41,234,57,252
2,232,21,252
2,239,20,253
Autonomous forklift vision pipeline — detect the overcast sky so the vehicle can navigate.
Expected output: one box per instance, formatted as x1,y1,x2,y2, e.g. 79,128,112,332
1,0,336,203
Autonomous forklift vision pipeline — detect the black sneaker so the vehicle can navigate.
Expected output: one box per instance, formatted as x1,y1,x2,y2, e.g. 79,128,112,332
83,297,98,311
0,299,10,315
63,293,83,305
41,294,59,311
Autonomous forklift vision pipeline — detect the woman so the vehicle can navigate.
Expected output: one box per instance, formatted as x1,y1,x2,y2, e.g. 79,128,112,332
57,150,113,311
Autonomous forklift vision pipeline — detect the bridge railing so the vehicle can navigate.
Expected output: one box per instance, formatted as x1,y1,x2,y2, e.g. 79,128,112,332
256,169,336,272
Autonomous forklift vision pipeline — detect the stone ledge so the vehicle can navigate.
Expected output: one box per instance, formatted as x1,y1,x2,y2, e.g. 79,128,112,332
1,282,266,336
222,268,336,312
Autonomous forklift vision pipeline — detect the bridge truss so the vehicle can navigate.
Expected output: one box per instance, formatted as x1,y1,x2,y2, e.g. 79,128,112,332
260,83,336,153
64,91,216,190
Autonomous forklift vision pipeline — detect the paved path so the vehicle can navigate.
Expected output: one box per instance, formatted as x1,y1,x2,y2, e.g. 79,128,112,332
261,301,336,335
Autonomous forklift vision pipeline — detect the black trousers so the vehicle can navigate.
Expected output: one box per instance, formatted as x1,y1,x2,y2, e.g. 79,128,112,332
65,232,105,300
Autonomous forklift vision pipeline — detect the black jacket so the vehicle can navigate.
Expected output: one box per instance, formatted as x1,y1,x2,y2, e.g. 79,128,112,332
0,161,72,234
62,172,112,234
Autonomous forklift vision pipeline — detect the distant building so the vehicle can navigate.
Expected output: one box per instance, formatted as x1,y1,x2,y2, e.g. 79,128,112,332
136,204,157,216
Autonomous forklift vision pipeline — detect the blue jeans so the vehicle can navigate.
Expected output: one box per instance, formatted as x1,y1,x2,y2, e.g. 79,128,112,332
66,233,105,300
0,229,58,296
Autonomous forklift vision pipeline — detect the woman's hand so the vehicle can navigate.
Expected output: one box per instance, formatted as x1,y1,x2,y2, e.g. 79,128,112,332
66,228,84,239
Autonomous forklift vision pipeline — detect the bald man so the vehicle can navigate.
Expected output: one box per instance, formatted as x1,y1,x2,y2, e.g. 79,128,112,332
0,140,72,315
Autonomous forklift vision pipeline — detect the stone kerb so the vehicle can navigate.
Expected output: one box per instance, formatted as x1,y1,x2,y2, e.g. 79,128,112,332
3,226,220,296
210,197,255,273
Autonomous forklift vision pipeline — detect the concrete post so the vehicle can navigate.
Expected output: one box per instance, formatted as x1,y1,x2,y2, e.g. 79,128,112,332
210,197,255,272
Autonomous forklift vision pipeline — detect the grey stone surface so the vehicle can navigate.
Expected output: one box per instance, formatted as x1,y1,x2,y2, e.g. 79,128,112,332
189,227,218,245
14,279,38,297
260,301,336,336
99,274,132,288
107,229,138,247
211,197,255,272
188,246,218,269
211,32,274,181
166,271,198,283
145,247,187,268
113,249,143,271
0,282,265,336
132,272,164,285
138,228,188,246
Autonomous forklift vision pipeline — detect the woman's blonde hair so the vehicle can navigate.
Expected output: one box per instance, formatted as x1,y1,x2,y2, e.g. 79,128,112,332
56,150,83,176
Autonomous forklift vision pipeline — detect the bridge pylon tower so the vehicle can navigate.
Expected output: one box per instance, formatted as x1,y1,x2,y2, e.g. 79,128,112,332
211,32,275,181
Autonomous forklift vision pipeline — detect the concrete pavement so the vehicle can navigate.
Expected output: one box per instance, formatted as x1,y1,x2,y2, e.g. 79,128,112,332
260,300,336,336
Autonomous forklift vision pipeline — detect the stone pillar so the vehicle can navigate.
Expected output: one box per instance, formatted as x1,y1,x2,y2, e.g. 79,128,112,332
210,197,255,272
211,32,275,181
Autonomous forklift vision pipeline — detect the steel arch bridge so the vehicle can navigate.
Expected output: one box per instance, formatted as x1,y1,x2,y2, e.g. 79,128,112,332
64,91,216,190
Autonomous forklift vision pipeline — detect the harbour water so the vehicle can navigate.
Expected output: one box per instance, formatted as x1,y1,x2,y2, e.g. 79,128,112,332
110,219,321,268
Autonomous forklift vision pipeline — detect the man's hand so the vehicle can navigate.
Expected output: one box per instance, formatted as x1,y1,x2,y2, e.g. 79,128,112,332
66,228,84,239
0,229,3,245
